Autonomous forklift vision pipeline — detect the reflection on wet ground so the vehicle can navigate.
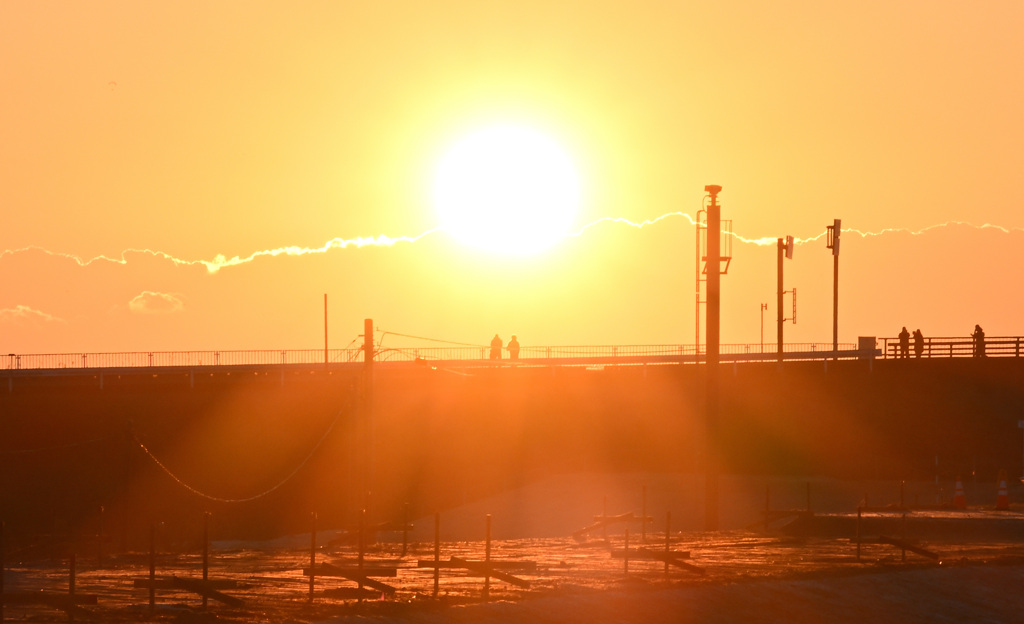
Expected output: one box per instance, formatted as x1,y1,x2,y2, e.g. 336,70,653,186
4,511,1024,622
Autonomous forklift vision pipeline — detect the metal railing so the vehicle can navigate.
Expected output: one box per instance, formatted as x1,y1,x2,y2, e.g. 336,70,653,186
4,343,858,372
3,349,363,371
880,335,1024,359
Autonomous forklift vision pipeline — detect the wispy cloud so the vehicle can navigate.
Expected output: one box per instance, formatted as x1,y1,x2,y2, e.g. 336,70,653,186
0,219,1019,279
0,305,66,325
0,229,441,275
128,291,184,314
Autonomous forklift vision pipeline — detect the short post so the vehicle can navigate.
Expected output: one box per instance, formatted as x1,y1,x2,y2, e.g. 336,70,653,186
148,524,156,610
901,481,907,562
856,507,862,561
97,506,104,568
358,509,365,601
664,511,671,576
1,521,5,623
309,512,316,603
483,514,492,600
202,512,210,609
623,528,629,577
602,496,608,541
402,503,409,557
641,485,647,543
433,512,440,598
69,553,76,623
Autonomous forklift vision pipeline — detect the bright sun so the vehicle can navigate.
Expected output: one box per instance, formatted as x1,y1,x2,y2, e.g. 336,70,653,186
433,124,581,255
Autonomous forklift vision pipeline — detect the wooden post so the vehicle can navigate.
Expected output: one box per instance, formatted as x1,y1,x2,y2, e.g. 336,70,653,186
664,511,671,576
433,512,440,598
97,506,104,568
641,486,647,543
602,496,608,541
309,513,316,603
358,509,365,601
623,528,629,577
483,514,491,600
1,521,5,623
900,481,906,562
202,513,209,609
69,553,76,623
148,524,156,610
856,507,861,561
402,503,409,557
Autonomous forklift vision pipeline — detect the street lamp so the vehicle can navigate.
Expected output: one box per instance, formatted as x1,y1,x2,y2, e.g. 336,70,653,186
826,219,841,356
760,303,768,354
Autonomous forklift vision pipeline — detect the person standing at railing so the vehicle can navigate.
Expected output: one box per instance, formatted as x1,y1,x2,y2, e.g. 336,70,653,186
913,329,924,358
898,327,910,358
972,325,986,357
490,334,503,360
507,335,520,361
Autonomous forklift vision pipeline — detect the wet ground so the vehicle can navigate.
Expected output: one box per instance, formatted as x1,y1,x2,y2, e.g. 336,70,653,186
4,509,1024,623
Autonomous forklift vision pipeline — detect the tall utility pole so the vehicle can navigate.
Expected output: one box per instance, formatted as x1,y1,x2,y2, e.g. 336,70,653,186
361,318,374,520
324,294,329,366
777,236,793,362
704,185,722,532
826,220,841,355
695,208,705,359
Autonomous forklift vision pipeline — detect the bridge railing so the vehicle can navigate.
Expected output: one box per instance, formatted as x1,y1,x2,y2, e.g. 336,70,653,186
2,349,364,371
4,343,857,371
880,335,1024,359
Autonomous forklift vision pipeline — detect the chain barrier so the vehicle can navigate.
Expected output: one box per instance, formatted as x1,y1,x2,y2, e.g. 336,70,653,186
133,403,348,504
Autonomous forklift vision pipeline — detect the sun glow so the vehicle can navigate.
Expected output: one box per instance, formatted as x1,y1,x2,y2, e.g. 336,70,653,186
433,124,581,255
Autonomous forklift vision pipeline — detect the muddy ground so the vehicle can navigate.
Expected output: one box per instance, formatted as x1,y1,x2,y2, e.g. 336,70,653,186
3,473,1024,622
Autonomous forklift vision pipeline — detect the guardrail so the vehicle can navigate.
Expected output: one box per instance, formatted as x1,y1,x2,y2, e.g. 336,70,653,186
880,336,1024,359
3,343,856,371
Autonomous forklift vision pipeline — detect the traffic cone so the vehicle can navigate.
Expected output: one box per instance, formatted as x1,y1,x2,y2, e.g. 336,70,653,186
952,476,967,509
996,469,1010,510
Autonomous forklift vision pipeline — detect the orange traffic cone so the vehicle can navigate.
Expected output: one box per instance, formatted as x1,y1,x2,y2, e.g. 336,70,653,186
996,469,1010,510
952,476,967,509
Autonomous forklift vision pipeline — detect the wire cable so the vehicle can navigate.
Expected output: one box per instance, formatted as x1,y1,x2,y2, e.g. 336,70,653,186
133,401,348,504
378,329,485,348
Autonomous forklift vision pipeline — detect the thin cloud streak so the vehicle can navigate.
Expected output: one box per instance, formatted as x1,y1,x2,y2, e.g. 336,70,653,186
0,219,1019,276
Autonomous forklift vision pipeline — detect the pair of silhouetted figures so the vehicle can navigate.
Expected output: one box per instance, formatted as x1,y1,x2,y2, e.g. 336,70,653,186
490,334,520,360
897,327,925,358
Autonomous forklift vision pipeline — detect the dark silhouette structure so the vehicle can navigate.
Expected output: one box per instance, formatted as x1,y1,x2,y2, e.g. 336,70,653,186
913,329,924,358
490,334,503,360
898,327,910,358
507,335,520,360
973,325,986,357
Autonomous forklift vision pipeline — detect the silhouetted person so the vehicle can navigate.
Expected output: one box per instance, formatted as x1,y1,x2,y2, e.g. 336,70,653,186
972,325,986,357
507,335,520,360
913,329,924,358
898,327,910,358
490,334,503,360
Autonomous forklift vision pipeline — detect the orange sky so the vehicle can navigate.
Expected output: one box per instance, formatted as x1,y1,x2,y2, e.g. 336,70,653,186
2,1,1023,354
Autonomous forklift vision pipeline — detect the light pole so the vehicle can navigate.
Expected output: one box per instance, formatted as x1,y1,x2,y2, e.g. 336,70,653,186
704,184,722,532
777,236,794,362
826,220,841,356
760,303,768,354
